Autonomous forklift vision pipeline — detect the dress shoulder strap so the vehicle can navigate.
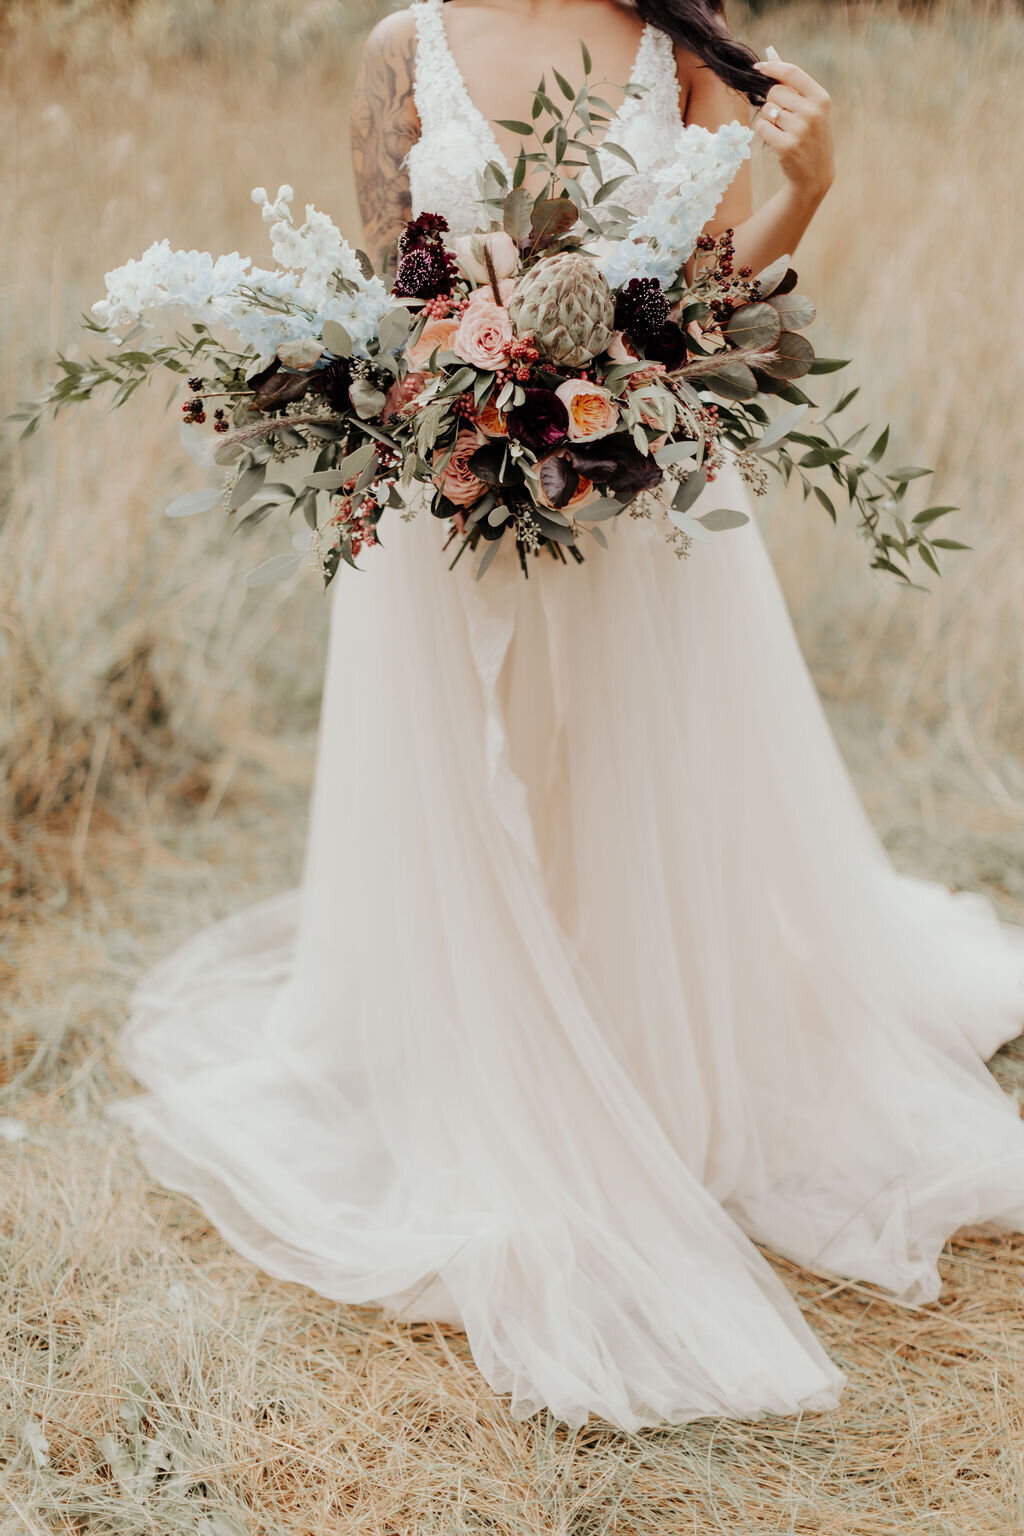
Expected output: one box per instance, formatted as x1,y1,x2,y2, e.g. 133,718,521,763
409,0,456,134
618,24,682,137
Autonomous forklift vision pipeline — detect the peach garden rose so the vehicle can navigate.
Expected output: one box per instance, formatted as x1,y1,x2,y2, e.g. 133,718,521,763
433,429,487,508
555,379,619,443
405,316,459,371
452,301,514,371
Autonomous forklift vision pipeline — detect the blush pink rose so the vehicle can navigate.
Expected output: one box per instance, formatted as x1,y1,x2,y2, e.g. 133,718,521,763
405,316,459,371
452,301,514,371
555,378,619,443
433,430,487,507
468,278,515,308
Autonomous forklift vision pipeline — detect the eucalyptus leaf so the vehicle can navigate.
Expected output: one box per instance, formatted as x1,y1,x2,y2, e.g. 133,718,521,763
726,301,782,350
758,331,814,382
754,255,793,298
339,440,377,482
305,469,346,490
668,509,711,542
377,307,412,353
702,361,758,402
654,440,699,467
165,488,222,518
235,502,276,531
698,508,749,532
601,140,638,171
244,553,302,588
753,402,809,456
229,462,266,510
911,505,957,525
349,377,387,420
322,320,353,357
768,292,816,330
575,496,623,522
503,186,533,243
672,465,707,514
475,536,504,580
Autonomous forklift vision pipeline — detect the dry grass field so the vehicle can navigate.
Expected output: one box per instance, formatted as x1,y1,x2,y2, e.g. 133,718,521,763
4,1,1024,1531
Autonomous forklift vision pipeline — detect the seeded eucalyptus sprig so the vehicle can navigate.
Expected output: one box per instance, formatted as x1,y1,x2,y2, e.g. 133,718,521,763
10,318,252,441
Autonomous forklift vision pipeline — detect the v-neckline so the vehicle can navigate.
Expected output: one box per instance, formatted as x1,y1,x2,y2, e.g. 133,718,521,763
430,0,655,178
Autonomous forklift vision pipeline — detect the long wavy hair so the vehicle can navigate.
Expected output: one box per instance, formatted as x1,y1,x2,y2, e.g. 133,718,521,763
634,0,767,104
441,0,768,107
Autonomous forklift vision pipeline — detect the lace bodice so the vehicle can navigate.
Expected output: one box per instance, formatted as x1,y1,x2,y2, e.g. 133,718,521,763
406,0,686,235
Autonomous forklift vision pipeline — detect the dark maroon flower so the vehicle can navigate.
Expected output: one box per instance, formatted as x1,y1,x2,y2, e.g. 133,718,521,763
506,387,569,456
399,212,450,256
645,321,687,371
309,357,352,413
614,278,670,349
393,245,457,300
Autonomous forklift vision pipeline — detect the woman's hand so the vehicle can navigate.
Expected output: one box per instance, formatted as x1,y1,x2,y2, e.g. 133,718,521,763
752,57,835,206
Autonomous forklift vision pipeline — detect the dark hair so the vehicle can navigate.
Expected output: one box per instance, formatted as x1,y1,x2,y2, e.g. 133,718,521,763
633,0,767,105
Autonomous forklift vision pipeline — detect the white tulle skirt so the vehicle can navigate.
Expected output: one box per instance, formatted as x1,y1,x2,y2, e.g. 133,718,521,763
111,464,1024,1430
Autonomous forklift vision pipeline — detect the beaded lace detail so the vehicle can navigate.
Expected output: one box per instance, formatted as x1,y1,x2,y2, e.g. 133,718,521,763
406,0,686,234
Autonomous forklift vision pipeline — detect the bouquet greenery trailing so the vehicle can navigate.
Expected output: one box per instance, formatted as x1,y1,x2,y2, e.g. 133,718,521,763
14,52,964,588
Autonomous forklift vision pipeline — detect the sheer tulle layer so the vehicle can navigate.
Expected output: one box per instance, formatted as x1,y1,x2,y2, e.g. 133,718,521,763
112,465,1024,1430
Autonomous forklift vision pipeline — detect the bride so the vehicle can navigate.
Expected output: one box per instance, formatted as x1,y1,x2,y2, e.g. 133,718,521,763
112,0,1024,1430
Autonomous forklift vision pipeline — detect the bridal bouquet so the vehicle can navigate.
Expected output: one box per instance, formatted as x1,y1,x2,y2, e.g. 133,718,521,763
16,54,961,587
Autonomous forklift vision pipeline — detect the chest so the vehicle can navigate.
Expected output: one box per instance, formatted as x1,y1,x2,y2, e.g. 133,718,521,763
406,0,685,235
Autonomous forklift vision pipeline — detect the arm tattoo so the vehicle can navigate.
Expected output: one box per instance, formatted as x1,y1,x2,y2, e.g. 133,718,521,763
350,18,419,274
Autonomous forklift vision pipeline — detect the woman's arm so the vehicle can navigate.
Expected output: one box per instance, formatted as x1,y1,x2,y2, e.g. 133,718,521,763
679,50,835,275
350,12,421,273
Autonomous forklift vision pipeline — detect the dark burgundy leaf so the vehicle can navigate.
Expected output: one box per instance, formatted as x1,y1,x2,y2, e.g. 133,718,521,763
538,452,580,510
469,440,517,486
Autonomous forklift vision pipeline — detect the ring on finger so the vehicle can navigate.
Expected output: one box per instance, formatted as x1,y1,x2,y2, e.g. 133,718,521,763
766,103,782,124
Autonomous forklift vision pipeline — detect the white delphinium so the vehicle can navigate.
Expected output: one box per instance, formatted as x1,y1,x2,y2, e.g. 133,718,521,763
599,120,753,288
91,184,389,356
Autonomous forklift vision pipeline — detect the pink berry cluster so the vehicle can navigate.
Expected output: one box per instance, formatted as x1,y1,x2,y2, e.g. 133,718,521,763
496,334,540,388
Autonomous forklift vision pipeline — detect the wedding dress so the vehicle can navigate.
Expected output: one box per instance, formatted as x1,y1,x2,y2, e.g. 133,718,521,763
111,0,1024,1430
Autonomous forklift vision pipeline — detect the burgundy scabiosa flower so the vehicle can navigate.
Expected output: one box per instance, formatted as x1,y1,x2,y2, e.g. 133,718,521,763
614,278,671,350
506,387,570,456
393,245,458,301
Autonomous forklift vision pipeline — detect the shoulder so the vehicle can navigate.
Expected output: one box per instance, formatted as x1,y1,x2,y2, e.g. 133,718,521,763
359,7,419,75
354,7,420,117
672,44,752,129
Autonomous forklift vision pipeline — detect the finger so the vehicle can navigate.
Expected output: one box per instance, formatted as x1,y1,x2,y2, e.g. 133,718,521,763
753,116,788,151
753,59,827,102
765,83,805,115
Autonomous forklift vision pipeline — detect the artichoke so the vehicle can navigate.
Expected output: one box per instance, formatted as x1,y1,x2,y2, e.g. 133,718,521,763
508,253,615,369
